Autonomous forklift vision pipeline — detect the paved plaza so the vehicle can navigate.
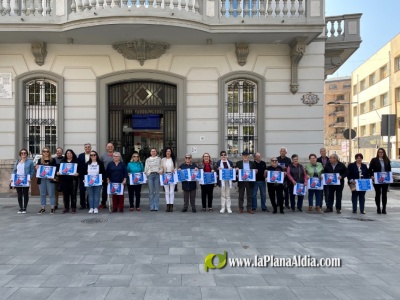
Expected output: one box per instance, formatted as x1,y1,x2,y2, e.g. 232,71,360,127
1,185,400,300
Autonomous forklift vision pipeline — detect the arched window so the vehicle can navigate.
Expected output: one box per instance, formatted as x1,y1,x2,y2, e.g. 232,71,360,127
25,79,58,155
225,79,257,155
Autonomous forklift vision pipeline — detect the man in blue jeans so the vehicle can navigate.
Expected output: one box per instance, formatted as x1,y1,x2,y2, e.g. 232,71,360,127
252,153,268,212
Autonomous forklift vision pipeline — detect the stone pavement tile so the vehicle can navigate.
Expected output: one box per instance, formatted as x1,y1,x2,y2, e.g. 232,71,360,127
229,248,261,256
346,264,400,274
244,267,278,274
102,248,131,256
274,266,327,275
342,274,390,286
237,286,298,300
0,265,15,275
144,287,201,300
105,287,146,300
5,275,50,288
358,255,398,264
47,287,110,300
34,255,84,265
199,264,247,274
181,274,216,286
0,287,19,300
0,256,13,264
168,264,200,274
320,265,358,275
194,248,234,256
7,265,48,275
262,274,304,286
129,248,169,255
41,274,99,287
200,287,241,300
256,247,301,256
120,264,168,275
95,275,133,287
0,275,17,287
152,255,181,264
109,255,153,264
326,286,394,300
89,264,124,275
168,248,195,255
378,286,400,299
214,274,267,286
79,255,112,264
383,255,400,263
290,287,338,299
182,242,220,248
96,241,124,248
6,287,55,300
62,247,104,255
180,255,205,264
130,274,181,286
376,274,400,285
295,274,351,287
5,256,42,265
33,248,67,256
336,256,365,265
41,264,94,275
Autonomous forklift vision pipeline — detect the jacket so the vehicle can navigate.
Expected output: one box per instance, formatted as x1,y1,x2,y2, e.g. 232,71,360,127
12,159,35,177
347,162,369,183
287,163,307,185
323,161,348,185
368,157,391,174
179,162,197,191
305,162,324,178
160,157,177,173
317,156,329,168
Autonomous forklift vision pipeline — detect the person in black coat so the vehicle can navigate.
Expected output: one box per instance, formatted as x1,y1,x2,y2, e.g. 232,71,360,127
317,147,329,208
77,143,92,210
265,157,285,214
58,149,80,214
323,153,348,214
179,154,198,213
368,148,391,214
347,153,369,214
277,147,291,209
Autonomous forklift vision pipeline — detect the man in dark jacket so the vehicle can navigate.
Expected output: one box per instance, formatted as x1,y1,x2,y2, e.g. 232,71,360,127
77,143,92,210
323,153,348,214
317,147,329,208
235,151,257,214
277,147,291,209
179,154,198,213
252,152,268,212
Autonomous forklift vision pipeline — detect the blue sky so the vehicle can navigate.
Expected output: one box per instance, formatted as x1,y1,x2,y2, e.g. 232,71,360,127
326,0,400,78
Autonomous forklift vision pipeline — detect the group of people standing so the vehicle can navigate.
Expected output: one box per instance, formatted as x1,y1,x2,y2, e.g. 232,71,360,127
11,144,392,215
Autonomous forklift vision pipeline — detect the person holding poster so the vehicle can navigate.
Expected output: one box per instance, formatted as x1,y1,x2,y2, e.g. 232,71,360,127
217,151,234,214
317,147,329,209
144,148,162,211
286,154,307,212
265,157,284,214
277,147,291,210
58,149,80,214
235,151,257,214
252,153,268,212
36,147,57,214
305,154,324,212
127,151,144,212
323,154,348,214
369,148,391,214
11,148,34,213
77,143,92,210
348,153,369,214
106,152,128,212
160,148,178,212
54,147,64,210
84,151,105,214
197,153,218,212
179,154,198,212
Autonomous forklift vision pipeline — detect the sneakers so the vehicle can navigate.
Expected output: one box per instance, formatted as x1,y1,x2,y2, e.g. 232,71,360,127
94,208,98,214
17,209,23,214
50,209,55,214
37,208,45,214
88,208,94,214
22,209,27,214
227,208,232,214
220,208,225,213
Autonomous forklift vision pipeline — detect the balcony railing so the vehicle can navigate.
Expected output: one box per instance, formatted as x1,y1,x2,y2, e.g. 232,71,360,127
325,13,362,43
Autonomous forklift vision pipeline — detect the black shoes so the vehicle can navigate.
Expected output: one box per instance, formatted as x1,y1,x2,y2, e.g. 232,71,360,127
192,208,197,213
181,208,188,212
377,208,382,214
297,208,303,212
336,209,341,214
360,211,365,214
324,208,333,213
37,208,45,214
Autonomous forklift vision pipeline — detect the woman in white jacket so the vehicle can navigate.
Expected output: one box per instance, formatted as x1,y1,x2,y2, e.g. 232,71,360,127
160,147,177,212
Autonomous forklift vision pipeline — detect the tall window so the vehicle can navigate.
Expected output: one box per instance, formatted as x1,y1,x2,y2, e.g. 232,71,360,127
380,64,388,80
381,93,388,107
25,79,58,155
225,79,257,155
369,73,376,86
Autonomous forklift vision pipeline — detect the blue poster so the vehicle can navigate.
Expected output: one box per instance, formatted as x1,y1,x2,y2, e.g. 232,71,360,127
129,172,147,185
239,169,256,182
322,173,340,185
266,171,284,184
60,163,78,175
160,172,177,186
36,165,56,179
189,169,203,181
355,179,373,191
11,174,30,187
177,169,188,182
84,174,102,187
219,169,235,181
374,172,393,184
278,163,286,169
200,172,217,185
107,182,124,195
307,178,323,190
293,183,306,196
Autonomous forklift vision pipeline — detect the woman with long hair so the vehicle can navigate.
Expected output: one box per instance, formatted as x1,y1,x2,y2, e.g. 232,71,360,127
11,148,34,213
144,148,162,211
127,151,144,211
160,147,177,212
36,147,57,214
198,152,217,212
84,150,105,214
369,148,391,214
58,149,80,214
348,153,369,214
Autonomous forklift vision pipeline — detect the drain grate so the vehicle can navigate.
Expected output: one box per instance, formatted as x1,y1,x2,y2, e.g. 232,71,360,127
342,217,376,222
81,218,108,224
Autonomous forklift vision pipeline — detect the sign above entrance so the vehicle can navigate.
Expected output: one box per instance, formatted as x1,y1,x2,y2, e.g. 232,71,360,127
132,114,160,130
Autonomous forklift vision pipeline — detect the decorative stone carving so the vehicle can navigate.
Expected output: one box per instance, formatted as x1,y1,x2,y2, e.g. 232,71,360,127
289,37,306,94
112,39,170,66
31,42,47,66
301,92,319,106
236,43,249,66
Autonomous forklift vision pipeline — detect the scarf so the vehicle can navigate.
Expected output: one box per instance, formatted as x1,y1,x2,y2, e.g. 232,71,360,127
220,160,232,188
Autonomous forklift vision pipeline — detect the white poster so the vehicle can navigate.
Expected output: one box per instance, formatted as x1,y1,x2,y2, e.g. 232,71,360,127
0,73,12,99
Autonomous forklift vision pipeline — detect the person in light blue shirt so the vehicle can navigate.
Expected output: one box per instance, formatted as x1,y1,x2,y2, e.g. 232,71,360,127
127,151,144,211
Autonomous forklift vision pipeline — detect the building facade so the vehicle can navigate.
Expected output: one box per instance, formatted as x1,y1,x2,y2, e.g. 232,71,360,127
0,0,361,191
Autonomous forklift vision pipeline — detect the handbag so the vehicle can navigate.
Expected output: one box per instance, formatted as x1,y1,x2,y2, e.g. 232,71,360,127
349,182,356,192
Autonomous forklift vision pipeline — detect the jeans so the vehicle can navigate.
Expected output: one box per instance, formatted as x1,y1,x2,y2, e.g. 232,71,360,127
148,173,160,210
87,185,102,209
252,181,267,210
39,178,55,207
308,189,322,207
351,191,366,212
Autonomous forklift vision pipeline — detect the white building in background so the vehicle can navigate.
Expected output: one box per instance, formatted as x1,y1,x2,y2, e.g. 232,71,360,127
0,0,361,191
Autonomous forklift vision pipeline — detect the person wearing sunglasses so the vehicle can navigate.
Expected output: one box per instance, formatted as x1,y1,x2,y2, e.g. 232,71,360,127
179,154,198,213
11,149,34,213
160,147,178,212
216,151,234,213
265,157,284,214
36,147,57,214
127,151,144,212
77,143,92,210
84,151,105,214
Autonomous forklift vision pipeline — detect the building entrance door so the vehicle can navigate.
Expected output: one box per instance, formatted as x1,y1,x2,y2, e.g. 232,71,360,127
108,81,177,162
